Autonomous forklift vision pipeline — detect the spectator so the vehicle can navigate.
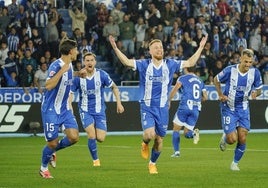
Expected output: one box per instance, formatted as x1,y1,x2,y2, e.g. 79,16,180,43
217,0,230,17
31,27,45,55
222,37,234,57
178,0,191,19
110,2,125,25
181,32,196,58
7,26,20,52
21,48,38,71
220,15,236,41
210,26,221,57
7,0,19,23
119,14,135,58
79,37,93,58
184,17,196,39
207,0,218,17
4,50,18,75
260,35,268,57
0,40,8,66
211,8,223,27
228,0,242,14
240,12,254,40
73,60,82,72
170,20,183,44
20,63,34,94
135,17,148,57
14,4,27,28
196,15,210,36
193,28,205,50
71,28,83,50
154,24,167,44
103,15,120,42
160,2,177,37
96,2,109,30
0,7,11,35
235,31,247,51
47,7,59,58
34,62,48,93
144,2,161,28
1,64,19,87
242,0,255,14
249,25,262,56
102,15,120,60
35,3,48,42
68,6,87,36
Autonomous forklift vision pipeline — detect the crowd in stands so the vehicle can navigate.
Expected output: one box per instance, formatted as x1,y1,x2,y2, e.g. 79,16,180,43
0,0,268,91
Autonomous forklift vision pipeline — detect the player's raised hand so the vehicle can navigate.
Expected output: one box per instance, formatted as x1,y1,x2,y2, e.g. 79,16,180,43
199,34,208,48
109,35,117,49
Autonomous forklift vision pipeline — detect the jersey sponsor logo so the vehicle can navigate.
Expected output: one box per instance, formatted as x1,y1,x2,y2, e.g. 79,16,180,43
64,79,73,86
149,76,164,82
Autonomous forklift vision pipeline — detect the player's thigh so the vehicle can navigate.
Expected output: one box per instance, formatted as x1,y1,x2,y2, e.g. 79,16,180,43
237,108,250,131
140,104,155,130
155,106,169,137
220,105,238,134
80,111,94,129
41,112,60,141
185,110,199,128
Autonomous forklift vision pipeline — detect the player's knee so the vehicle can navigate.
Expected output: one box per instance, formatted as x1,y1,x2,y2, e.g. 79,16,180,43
68,133,79,144
96,136,105,143
226,137,237,144
47,140,58,149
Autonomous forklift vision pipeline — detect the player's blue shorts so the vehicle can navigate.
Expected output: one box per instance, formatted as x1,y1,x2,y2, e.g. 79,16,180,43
41,110,78,141
173,108,199,131
140,103,169,137
79,110,107,131
220,103,250,134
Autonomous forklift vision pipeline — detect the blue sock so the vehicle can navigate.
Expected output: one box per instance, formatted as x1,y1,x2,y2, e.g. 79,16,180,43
150,149,161,163
172,131,180,152
41,146,54,167
234,143,246,163
55,136,72,151
185,131,194,138
88,139,98,160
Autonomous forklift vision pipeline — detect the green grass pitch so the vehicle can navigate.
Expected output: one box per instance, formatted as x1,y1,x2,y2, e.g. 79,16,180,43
0,133,267,188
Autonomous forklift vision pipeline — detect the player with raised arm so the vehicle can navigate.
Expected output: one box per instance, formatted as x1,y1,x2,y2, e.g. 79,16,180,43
109,34,207,174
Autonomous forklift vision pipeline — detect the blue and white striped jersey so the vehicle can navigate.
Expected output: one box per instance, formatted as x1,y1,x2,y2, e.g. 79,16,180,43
134,59,183,107
71,69,113,114
41,59,73,114
177,73,206,111
216,64,263,110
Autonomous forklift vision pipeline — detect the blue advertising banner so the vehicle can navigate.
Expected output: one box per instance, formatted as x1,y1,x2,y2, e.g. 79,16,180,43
0,85,268,103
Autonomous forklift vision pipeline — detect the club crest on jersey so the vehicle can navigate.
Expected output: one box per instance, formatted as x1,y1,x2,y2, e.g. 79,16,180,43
96,81,101,86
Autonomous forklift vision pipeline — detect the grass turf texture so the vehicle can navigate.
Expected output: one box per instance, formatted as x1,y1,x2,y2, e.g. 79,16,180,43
0,133,267,188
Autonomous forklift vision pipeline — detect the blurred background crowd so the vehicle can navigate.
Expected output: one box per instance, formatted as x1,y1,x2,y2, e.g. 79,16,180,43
0,0,268,92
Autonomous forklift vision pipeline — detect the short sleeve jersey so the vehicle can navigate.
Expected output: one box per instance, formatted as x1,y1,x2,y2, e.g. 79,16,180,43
41,59,73,114
216,64,263,110
71,69,113,114
134,58,183,107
